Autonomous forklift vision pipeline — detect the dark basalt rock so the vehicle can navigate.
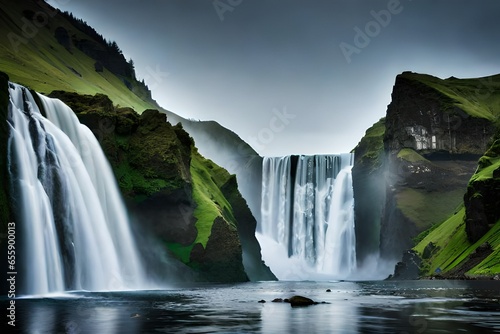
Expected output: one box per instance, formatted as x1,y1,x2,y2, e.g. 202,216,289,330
358,73,493,262
286,295,317,307
189,217,248,282
390,250,421,280
464,140,500,243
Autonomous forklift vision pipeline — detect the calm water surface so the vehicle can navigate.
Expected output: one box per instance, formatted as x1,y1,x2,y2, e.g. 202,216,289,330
3,280,500,333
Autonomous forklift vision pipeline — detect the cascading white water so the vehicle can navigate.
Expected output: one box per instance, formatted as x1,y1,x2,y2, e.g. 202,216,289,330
257,154,356,280
7,83,149,295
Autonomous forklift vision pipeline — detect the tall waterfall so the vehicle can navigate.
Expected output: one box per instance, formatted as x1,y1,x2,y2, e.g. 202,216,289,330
257,154,356,280
7,83,148,295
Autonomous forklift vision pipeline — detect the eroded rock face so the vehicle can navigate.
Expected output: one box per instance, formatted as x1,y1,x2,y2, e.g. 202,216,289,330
44,91,254,282
385,74,494,156
354,73,496,263
379,73,491,260
189,217,248,282
464,140,500,243
390,250,421,280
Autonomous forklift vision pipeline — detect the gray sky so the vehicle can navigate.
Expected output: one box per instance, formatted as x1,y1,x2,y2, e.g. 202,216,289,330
48,0,500,156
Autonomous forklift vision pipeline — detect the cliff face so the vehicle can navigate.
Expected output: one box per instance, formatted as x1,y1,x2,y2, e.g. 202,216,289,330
413,139,500,278
45,90,274,282
352,118,385,265
384,73,495,156
464,140,500,243
1,0,273,280
354,72,500,264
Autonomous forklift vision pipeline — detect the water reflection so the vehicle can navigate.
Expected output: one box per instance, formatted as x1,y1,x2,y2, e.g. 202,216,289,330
261,301,359,333
4,281,500,333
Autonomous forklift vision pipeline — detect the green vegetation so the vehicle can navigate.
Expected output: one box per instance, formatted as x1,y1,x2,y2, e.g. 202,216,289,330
415,207,500,276
191,149,237,248
114,159,178,198
0,3,249,281
0,2,156,112
470,139,500,182
397,148,430,163
353,117,385,169
163,150,239,265
401,72,500,123
414,140,500,276
469,222,500,275
414,208,468,275
397,188,464,231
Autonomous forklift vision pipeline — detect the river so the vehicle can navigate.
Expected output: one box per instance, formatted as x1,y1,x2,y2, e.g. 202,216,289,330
3,280,500,333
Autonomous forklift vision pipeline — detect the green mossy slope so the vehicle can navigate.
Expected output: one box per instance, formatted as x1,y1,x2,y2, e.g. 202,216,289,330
167,150,238,262
401,72,500,122
352,117,386,262
414,141,500,277
353,117,385,170
48,90,248,281
0,1,156,112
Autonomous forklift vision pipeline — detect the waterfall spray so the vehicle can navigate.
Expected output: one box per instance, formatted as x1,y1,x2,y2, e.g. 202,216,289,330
7,83,149,295
258,154,356,280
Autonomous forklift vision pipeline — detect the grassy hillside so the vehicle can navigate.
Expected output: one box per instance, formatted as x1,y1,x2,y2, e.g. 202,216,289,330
401,72,500,123
414,144,500,277
415,208,500,277
353,117,385,169
0,0,156,112
167,150,238,264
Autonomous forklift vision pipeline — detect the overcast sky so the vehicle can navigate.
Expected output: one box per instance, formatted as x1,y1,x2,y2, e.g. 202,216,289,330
47,0,500,156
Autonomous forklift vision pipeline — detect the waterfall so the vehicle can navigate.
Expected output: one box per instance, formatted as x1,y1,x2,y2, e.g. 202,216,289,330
7,83,149,295
257,154,356,280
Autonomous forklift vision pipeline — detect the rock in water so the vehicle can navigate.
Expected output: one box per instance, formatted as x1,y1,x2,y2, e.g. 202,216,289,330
287,295,317,307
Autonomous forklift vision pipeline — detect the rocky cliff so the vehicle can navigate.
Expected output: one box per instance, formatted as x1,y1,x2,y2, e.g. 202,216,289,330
45,90,274,282
354,72,500,266
0,0,274,282
413,138,500,278
352,118,385,265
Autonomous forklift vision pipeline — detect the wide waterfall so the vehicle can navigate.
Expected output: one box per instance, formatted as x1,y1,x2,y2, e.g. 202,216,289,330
7,83,149,295
257,154,356,280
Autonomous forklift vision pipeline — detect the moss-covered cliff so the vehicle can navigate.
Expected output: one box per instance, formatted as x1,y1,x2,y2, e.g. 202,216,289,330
0,0,273,281
43,90,274,282
354,72,500,267
413,139,500,278
352,118,385,265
